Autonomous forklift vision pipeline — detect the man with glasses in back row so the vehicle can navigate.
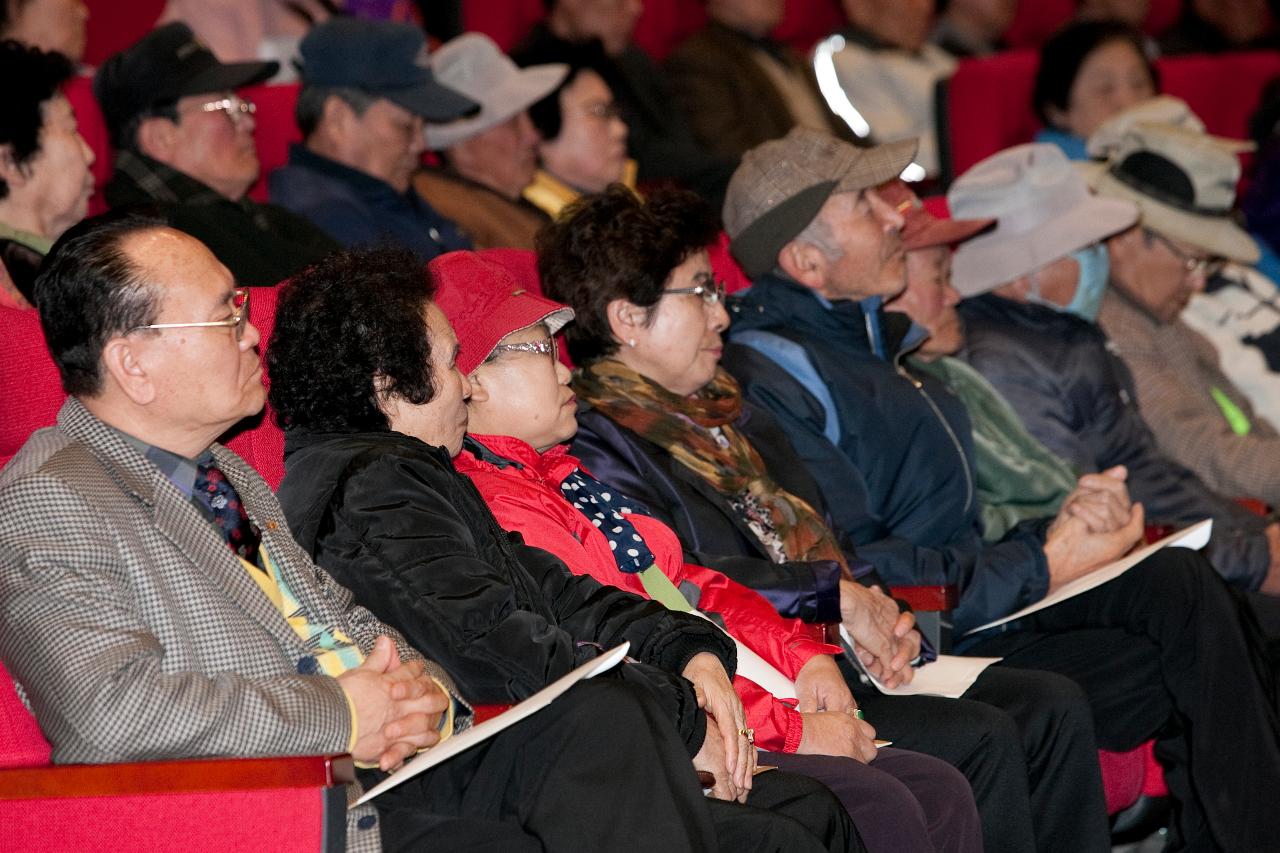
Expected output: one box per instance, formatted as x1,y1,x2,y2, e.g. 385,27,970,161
93,23,339,287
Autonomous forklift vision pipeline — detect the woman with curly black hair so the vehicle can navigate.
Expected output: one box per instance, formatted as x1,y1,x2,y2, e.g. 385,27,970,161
266,245,866,853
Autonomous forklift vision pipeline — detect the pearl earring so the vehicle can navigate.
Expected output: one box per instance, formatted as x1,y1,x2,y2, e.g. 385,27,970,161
628,338,637,347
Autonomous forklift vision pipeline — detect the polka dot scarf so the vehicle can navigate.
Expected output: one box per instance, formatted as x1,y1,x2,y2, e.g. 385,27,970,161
559,467,656,573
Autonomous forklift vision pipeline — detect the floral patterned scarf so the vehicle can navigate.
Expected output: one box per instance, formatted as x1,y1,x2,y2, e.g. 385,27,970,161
573,359,850,573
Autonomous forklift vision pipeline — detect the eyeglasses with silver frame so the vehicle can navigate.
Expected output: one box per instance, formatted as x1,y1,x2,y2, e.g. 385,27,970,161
130,288,251,341
664,279,727,306
486,336,558,362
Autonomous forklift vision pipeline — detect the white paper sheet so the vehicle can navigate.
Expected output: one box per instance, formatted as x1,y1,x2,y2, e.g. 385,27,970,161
354,641,631,807
962,519,1212,637
863,654,1002,697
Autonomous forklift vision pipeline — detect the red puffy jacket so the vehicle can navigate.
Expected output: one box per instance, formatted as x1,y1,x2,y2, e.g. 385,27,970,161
457,433,840,754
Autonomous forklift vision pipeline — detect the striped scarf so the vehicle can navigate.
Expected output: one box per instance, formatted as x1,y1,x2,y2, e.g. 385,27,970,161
573,359,850,572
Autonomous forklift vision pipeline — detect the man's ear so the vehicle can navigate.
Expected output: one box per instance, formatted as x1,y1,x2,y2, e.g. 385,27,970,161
317,95,356,148
100,337,157,405
135,116,178,163
606,297,647,346
778,239,827,291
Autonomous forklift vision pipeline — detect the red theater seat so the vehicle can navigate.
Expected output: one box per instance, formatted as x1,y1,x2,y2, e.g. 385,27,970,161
940,50,1280,183
0,657,353,853
83,0,164,67
242,83,303,204
64,76,111,217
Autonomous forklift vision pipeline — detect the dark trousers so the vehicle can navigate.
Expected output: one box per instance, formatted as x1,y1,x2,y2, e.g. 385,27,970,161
764,747,982,853
362,678,858,852
848,664,1108,853
966,548,1280,853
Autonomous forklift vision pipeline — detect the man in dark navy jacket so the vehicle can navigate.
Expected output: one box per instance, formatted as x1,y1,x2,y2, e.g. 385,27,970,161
718,127,1280,853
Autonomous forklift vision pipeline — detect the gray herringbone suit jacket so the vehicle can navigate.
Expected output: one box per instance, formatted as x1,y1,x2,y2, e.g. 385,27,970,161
0,398,462,852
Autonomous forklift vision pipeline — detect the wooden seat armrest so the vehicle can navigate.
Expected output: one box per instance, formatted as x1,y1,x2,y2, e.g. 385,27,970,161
888,584,958,612
0,753,353,800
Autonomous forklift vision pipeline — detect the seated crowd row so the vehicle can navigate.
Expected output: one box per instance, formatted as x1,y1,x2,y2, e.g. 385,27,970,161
3,8,1280,853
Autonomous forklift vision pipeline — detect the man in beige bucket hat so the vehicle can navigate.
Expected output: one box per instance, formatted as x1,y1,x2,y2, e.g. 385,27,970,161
952,140,1280,595
415,33,569,250
1084,122,1280,519
722,127,1280,853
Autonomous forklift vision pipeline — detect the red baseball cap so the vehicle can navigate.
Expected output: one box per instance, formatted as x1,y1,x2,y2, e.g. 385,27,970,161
877,180,994,252
430,249,574,375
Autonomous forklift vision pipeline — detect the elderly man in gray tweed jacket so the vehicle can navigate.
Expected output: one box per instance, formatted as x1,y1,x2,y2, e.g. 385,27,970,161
0,212,751,853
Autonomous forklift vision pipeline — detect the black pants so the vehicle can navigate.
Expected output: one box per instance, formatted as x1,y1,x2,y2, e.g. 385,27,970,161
847,662,1108,853
966,548,1280,853
362,678,860,852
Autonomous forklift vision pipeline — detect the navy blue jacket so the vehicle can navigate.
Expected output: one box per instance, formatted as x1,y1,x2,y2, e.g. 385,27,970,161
270,144,472,263
959,293,1268,590
722,274,1052,640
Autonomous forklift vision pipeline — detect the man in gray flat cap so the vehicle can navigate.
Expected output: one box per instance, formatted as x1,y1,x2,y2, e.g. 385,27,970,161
269,18,477,262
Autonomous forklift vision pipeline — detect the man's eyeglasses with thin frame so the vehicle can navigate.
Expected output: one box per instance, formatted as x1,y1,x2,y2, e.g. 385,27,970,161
664,279,727,306
1146,229,1226,278
130,289,251,341
197,95,256,125
486,336,559,363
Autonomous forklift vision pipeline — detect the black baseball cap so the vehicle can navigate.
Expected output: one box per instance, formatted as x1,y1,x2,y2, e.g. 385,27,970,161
94,23,278,138
297,18,478,122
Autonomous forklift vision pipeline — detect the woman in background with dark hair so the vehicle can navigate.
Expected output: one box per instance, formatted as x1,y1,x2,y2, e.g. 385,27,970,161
0,39,93,308
511,40,635,219
1032,19,1157,159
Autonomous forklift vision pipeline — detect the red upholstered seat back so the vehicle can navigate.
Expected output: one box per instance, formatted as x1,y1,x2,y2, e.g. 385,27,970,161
941,50,1042,179
242,83,303,204
65,75,112,217
83,0,165,67
224,286,287,489
0,660,52,769
709,232,752,294
772,0,845,55
0,306,64,469
942,50,1280,181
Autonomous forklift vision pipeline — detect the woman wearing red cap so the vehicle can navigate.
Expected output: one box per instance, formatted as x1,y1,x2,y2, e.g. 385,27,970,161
436,244,982,853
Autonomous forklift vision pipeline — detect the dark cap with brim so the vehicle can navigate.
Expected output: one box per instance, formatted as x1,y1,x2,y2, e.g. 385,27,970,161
94,22,278,135
298,18,479,123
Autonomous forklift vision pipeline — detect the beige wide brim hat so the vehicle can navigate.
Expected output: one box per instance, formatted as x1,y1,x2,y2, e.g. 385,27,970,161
425,33,568,150
949,143,1139,297
1085,121,1259,264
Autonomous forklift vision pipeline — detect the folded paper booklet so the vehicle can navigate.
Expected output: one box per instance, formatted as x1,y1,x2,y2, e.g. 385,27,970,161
963,519,1213,637
354,642,631,807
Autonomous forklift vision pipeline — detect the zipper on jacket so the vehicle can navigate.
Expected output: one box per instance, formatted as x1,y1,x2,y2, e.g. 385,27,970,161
895,358,975,515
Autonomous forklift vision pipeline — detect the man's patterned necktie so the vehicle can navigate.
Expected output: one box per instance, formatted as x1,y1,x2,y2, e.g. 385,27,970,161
195,460,262,568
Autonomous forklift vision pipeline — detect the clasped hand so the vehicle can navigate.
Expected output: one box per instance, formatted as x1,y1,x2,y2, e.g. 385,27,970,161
839,580,920,688
338,635,451,771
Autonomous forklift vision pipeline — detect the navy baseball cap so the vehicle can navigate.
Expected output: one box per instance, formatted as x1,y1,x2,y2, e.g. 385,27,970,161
297,18,479,122
94,23,278,138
